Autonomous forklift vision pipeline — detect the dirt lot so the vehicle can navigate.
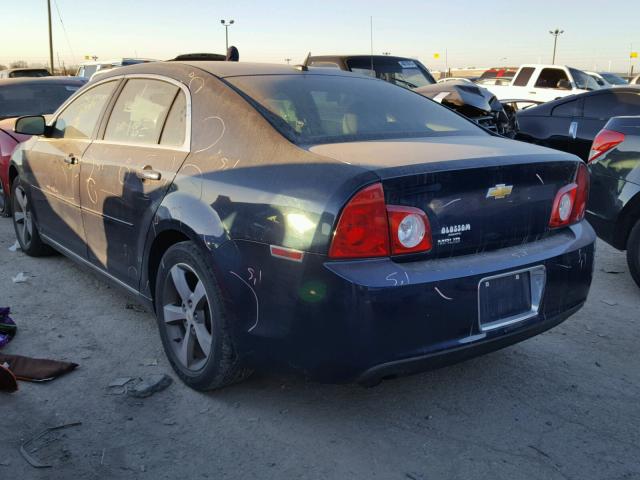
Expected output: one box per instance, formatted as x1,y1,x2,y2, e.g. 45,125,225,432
0,216,639,480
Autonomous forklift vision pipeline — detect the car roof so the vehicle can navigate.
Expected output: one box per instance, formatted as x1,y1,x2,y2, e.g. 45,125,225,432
0,76,87,87
518,85,640,115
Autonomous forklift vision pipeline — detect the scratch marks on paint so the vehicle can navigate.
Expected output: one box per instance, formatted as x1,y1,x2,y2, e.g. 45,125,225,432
441,198,462,209
536,174,544,185
194,116,225,153
386,271,410,286
188,72,204,94
230,271,260,332
434,286,453,301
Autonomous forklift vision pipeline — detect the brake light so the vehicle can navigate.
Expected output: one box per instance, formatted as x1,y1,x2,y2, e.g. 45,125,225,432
329,183,432,259
549,163,589,228
329,183,390,258
589,129,624,163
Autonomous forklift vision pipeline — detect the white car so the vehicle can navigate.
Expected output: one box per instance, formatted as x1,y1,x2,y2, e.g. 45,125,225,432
484,64,600,102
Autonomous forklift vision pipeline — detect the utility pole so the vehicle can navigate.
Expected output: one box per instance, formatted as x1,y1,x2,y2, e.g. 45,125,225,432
549,28,564,65
220,19,234,51
47,0,54,74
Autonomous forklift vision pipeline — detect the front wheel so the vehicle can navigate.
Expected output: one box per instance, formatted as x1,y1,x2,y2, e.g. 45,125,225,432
11,176,52,256
155,241,252,391
627,218,640,289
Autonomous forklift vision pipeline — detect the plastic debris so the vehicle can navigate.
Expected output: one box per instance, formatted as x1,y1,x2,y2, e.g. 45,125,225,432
20,422,81,469
8,241,20,252
12,273,28,284
127,374,172,398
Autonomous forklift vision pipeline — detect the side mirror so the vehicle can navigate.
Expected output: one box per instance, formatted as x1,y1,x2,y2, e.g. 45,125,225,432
557,79,572,90
14,115,46,135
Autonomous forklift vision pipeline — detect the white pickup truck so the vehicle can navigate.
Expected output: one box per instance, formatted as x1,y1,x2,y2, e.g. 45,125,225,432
484,64,600,103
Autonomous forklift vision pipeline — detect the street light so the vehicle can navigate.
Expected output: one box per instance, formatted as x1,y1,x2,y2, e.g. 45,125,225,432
382,52,391,56
221,19,235,51
549,28,564,65
284,58,291,65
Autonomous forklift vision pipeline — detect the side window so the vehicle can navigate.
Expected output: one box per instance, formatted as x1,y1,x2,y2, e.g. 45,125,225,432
513,67,535,87
534,68,569,89
104,79,178,145
159,91,187,146
552,99,580,117
584,92,640,119
52,81,117,139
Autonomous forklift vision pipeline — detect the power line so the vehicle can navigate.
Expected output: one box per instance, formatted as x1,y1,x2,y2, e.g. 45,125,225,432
53,0,77,65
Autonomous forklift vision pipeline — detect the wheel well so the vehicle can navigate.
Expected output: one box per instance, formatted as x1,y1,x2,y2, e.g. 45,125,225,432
8,165,18,187
616,192,640,249
147,229,190,305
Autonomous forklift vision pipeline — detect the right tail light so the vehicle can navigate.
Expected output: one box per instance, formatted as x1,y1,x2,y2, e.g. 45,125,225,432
549,162,589,228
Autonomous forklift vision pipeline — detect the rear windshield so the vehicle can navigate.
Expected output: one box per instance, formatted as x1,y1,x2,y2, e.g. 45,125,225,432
0,83,81,119
227,74,485,145
600,73,627,85
9,69,50,78
346,57,436,89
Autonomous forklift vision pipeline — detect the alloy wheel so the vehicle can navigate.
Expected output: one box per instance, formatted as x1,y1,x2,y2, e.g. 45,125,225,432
162,263,213,371
13,185,33,248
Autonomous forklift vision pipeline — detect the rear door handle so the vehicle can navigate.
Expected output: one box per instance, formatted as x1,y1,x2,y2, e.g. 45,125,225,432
569,121,578,140
63,154,78,165
137,167,162,181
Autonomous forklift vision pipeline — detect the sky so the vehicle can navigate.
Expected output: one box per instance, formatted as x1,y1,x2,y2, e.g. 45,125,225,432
1,0,639,73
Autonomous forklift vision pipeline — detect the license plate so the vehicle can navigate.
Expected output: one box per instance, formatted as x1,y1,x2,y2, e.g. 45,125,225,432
478,266,546,331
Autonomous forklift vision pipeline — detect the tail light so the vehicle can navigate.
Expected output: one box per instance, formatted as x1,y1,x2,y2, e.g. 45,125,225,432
549,163,589,228
589,129,624,163
329,183,432,259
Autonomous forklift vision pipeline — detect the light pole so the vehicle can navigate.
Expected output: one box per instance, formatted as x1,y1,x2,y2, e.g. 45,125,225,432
47,0,54,74
284,58,291,65
220,19,234,51
549,28,564,65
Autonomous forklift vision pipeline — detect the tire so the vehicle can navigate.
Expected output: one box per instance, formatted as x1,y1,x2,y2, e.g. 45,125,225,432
155,241,252,391
11,176,53,256
627,218,640,289
0,178,10,217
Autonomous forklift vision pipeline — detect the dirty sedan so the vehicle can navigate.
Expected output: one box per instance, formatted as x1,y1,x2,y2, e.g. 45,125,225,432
8,62,595,390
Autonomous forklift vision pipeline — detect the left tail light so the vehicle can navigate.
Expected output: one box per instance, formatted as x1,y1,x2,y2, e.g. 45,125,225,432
589,129,625,163
329,182,432,259
549,163,589,228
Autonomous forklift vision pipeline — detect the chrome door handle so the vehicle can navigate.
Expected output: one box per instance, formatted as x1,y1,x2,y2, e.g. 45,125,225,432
137,167,162,181
64,154,78,165
569,121,578,140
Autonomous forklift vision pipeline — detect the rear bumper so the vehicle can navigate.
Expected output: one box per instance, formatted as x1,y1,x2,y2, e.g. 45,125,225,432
232,222,595,383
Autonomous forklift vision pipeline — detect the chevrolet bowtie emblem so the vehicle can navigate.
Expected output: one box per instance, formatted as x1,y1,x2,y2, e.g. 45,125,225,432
486,184,513,199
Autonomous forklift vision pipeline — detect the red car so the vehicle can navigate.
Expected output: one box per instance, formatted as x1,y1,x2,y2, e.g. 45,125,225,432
0,76,86,216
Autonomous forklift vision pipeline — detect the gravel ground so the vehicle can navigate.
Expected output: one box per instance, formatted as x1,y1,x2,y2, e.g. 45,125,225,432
0,217,639,480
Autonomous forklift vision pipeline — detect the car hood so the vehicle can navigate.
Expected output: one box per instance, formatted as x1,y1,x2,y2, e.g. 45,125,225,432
307,135,575,178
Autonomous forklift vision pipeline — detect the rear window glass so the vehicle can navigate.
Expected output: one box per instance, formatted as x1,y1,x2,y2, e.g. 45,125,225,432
228,74,485,145
0,83,82,119
513,67,535,86
535,68,569,89
346,57,436,89
552,98,581,117
584,91,640,119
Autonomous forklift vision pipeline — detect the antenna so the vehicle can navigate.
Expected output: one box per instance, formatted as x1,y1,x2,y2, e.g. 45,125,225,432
303,52,311,67
370,16,374,72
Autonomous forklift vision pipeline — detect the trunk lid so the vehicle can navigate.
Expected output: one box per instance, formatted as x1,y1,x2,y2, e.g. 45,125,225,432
309,136,580,257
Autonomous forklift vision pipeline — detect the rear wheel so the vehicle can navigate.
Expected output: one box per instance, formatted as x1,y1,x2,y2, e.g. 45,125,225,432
155,241,252,390
11,176,52,256
627,218,640,288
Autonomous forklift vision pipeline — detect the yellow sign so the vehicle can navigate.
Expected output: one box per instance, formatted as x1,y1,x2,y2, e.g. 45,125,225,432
631,51,638,59
433,53,440,59
486,184,513,199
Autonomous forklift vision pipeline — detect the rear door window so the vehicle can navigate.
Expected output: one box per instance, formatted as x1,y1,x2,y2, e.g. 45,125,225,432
104,79,178,145
583,91,640,119
513,67,535,86
534,68,569,89
159,91,187,147
552,98,581,117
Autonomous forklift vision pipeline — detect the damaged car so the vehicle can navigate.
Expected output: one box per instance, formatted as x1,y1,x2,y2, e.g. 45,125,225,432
305,55,518,137
9,61,594,390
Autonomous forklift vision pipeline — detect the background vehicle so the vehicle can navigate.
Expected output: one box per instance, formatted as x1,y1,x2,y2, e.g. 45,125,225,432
76,58,154,79
515,86,640,161
305,54,517,136
437,77,474,84
586,71,628,87
479,67,518,80
0,76,86,216
485,64,600,102
0,68,51,79
587,116,640,287
9,61,594,390
476,77,513,86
